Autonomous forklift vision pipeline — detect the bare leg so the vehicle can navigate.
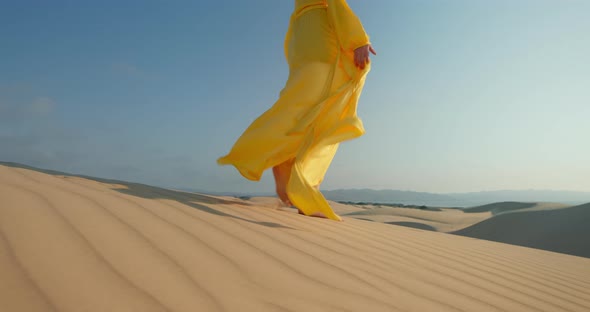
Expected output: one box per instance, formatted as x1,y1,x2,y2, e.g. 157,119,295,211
272,159,294,206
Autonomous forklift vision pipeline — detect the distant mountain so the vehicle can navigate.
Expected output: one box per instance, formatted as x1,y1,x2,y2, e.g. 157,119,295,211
452,203,590,258
187,188,590,207
322,189,590,207
322,189,459,206
449,190,590,206
5,161,588,207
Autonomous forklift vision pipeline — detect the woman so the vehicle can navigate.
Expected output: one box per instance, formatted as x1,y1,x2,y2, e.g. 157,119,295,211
218,0,375,221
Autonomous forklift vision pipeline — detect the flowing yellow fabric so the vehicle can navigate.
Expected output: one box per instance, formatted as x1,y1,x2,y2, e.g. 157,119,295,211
217,0,371,221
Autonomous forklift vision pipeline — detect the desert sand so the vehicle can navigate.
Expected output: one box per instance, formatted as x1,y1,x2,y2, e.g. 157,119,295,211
454,202,590,258
338,200,590,258
1,163,590,312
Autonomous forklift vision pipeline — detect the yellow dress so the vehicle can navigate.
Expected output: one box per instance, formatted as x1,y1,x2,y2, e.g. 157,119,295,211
218,0,371,221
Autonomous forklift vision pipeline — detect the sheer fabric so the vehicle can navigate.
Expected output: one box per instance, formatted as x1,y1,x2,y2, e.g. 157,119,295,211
218,0,371,220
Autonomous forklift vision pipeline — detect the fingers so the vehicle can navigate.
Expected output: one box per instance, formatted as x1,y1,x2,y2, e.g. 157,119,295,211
354,48,363,68
355,48,368,70
354,45,376,70
361,53,368,70
369,45,377,55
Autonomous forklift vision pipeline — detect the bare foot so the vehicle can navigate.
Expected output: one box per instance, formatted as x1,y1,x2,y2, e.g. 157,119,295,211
275,183,292,206
297,209,328,219
277,197,292,207
276,187,291,206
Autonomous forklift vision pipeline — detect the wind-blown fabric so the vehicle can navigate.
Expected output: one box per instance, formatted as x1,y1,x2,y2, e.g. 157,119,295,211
218,0,371,220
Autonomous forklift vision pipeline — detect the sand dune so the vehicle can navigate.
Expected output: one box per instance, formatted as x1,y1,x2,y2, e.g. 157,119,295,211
463,201,570,215
343,205,491,232
453,203,590,258
2,163,590,311
338,201,588,259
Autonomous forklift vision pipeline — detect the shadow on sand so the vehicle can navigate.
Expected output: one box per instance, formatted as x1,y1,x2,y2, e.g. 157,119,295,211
463,201,536,215
386,221,437,231
1,161,293,230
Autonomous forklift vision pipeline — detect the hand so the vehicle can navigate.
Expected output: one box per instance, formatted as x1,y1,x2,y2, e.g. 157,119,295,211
354,44,377,70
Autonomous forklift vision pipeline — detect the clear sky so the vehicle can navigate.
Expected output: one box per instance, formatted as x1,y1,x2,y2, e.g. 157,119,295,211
1,0,589,194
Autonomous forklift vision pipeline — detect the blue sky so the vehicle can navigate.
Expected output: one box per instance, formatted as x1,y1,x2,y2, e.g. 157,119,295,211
1,0,589,193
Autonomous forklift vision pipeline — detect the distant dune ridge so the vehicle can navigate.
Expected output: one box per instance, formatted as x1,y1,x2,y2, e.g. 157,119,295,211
182,188,590,208
453,202,590,258
340,201,590,258
321,188,590,207
1,162,590,311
